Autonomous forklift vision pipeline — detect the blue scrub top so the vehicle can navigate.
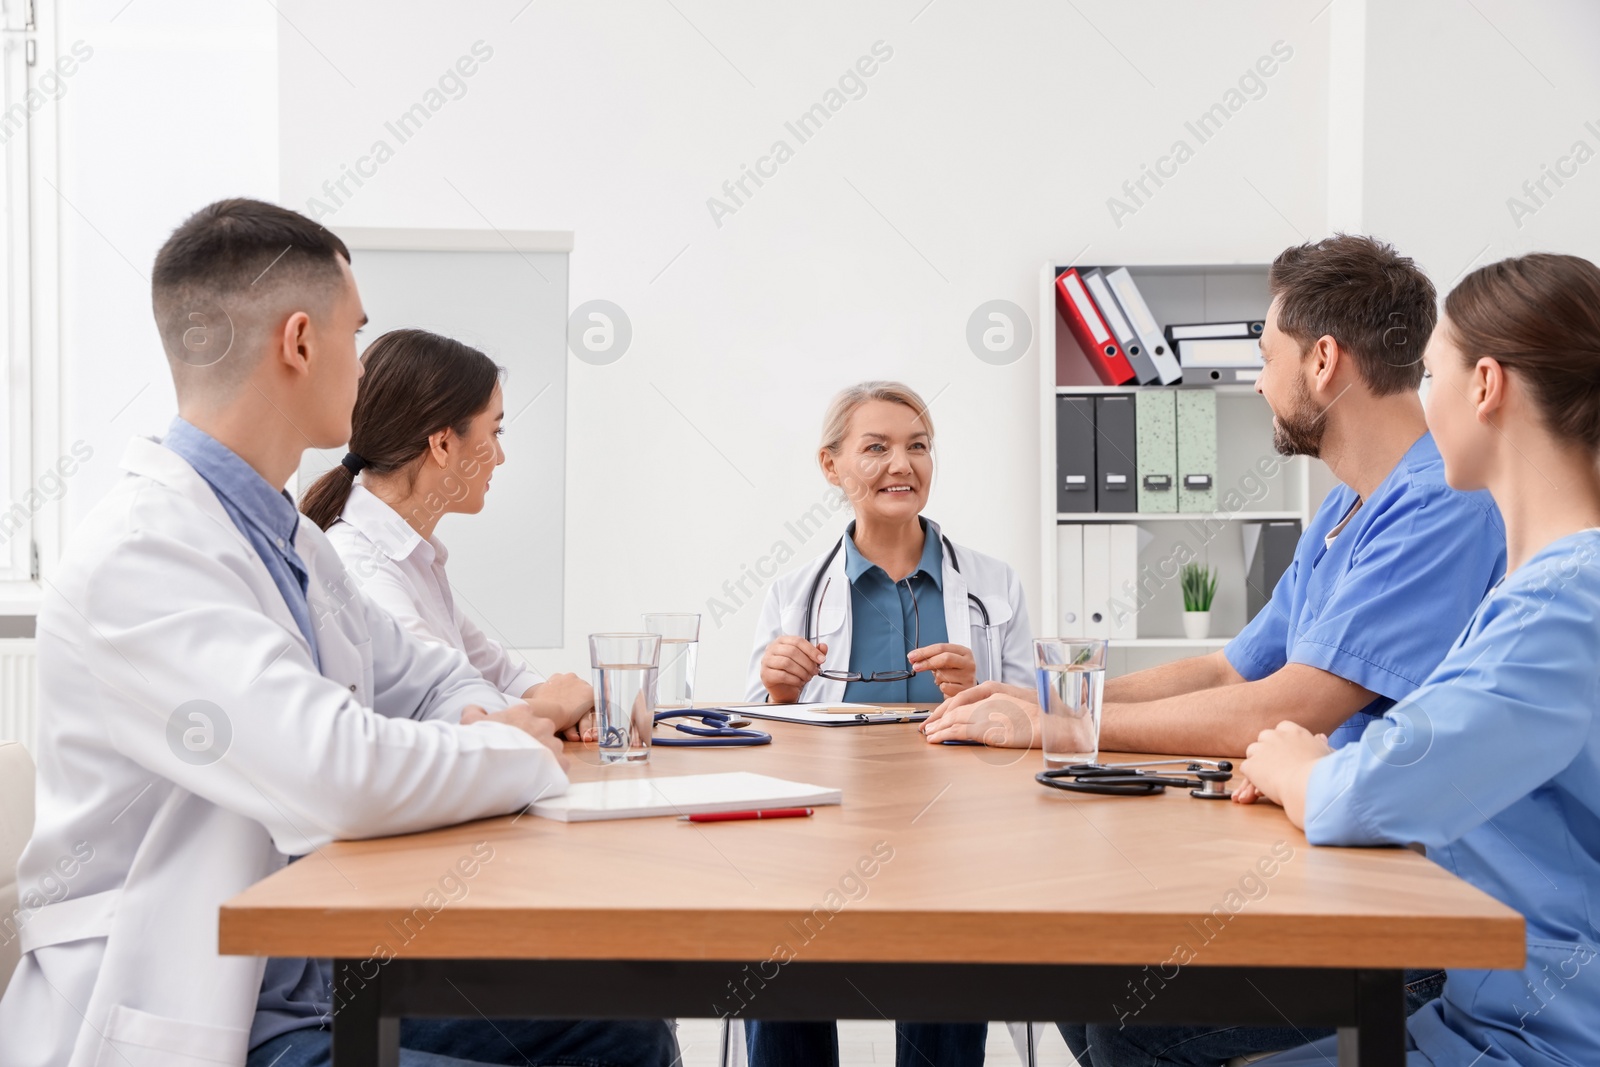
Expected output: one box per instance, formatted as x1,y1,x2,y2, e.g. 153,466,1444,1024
841,519,949,704
1226,433,1506,748
1298,529,1600,1067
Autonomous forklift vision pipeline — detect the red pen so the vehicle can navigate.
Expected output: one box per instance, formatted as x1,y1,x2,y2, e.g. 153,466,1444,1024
680,807,815,823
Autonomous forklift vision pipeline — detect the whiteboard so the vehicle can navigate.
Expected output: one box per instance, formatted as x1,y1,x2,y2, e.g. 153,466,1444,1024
299,229,571,649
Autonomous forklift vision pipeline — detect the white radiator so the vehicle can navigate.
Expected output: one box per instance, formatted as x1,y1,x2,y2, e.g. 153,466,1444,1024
0,639,37,752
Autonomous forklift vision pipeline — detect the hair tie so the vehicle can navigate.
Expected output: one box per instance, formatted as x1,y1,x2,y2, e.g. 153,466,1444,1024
340,451,368,475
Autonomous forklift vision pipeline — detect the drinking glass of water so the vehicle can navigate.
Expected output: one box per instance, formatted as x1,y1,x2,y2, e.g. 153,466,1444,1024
643,613,700,710
1034,638,1108,768
589,633,660,764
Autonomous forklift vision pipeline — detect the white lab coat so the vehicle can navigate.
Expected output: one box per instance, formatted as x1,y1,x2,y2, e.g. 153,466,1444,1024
745,519,1033,703
0,437,567,1067
326,484,545,697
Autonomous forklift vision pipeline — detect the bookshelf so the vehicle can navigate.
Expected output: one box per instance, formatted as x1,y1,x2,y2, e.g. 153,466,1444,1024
1037,261,1320,676
1055,511,1303,523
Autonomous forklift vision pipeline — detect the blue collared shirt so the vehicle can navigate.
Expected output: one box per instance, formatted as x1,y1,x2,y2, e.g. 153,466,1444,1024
163,417,320,669
161,418,331,1047
1225,433,1505,748
841,519,949,704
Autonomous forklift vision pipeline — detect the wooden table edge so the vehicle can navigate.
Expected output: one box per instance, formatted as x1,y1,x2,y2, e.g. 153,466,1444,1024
219,904,1526,970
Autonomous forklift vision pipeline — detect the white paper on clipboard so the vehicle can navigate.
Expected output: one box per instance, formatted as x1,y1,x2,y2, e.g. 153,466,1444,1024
736,702,929,726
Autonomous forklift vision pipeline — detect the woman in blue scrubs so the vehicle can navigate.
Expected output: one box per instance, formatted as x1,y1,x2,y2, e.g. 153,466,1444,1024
1241,253,1600,1067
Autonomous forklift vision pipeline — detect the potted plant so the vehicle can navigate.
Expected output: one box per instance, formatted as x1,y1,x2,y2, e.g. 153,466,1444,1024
1180,562,1218,639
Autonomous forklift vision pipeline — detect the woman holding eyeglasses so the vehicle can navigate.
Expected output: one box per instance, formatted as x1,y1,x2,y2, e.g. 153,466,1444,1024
748,380,1034,707
741,381,1033,1066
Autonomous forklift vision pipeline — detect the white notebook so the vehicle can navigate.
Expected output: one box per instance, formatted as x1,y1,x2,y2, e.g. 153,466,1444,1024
531,771,842,823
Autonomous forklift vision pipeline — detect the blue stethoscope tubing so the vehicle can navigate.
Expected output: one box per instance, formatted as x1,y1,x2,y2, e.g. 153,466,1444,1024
651,709,772,747
802,532,998,674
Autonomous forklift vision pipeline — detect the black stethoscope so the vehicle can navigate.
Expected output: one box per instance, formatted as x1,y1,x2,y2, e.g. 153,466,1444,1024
1036,759,1235,799
651,709,772,747
803,532,991,640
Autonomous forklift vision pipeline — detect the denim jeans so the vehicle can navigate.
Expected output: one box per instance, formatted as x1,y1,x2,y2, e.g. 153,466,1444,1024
745,1019,988,1067
1057,969,1445,1067
247,1018,678,1067
1255,1030,1425,1065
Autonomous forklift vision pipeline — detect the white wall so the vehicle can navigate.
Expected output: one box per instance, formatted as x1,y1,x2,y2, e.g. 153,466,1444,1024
1363,0,1600,274
54,0,277,535
274,0,1331,698
50,1,1600,701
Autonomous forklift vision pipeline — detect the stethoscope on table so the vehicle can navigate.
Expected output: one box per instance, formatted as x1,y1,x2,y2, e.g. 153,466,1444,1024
1036,758,1235,799
804,534,996,669
650,709,772,747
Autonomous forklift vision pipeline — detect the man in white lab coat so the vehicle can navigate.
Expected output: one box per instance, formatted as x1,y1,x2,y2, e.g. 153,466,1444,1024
0,199,676,1067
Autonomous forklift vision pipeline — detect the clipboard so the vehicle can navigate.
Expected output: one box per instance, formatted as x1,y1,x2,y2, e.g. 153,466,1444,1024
717,703,930,727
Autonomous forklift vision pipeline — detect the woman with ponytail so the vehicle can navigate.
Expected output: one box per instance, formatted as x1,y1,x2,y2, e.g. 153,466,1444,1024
302,328,593,738
1240,254,1600,1067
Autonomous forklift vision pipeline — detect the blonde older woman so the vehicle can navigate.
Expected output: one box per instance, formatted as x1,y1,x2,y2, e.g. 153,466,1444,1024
747,381,1033,708
740,380,1035,1067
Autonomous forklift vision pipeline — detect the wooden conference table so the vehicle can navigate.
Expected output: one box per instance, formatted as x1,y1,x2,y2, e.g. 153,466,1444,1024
220,706,1524,1066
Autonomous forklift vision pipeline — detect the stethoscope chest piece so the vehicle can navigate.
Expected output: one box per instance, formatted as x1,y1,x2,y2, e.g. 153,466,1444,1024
1036,759,1234,799
1190,767,1234,800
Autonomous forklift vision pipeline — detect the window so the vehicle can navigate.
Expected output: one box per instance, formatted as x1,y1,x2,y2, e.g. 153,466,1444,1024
0,0,60,595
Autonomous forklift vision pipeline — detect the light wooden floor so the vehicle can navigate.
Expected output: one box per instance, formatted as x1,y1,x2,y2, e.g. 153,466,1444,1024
673,1019,1080,1065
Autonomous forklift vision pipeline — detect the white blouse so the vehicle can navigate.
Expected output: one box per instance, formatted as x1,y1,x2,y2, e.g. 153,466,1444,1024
325,484,544,697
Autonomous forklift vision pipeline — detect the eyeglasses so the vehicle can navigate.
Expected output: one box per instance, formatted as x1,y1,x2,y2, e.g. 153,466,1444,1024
808,576,920,682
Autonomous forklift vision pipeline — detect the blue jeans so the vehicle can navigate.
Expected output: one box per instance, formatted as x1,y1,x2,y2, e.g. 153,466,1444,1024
745,1020,987,1067
247,1018,678,1067
1057,969,1445,1067
1256,1030,1425,1065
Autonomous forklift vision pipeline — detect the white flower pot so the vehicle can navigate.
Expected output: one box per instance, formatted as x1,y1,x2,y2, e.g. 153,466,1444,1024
1182,611,1211,640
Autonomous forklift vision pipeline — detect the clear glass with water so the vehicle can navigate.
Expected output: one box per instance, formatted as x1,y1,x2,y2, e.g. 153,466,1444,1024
643,613,700,710
1034,638,1108,767
589,633,660,764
